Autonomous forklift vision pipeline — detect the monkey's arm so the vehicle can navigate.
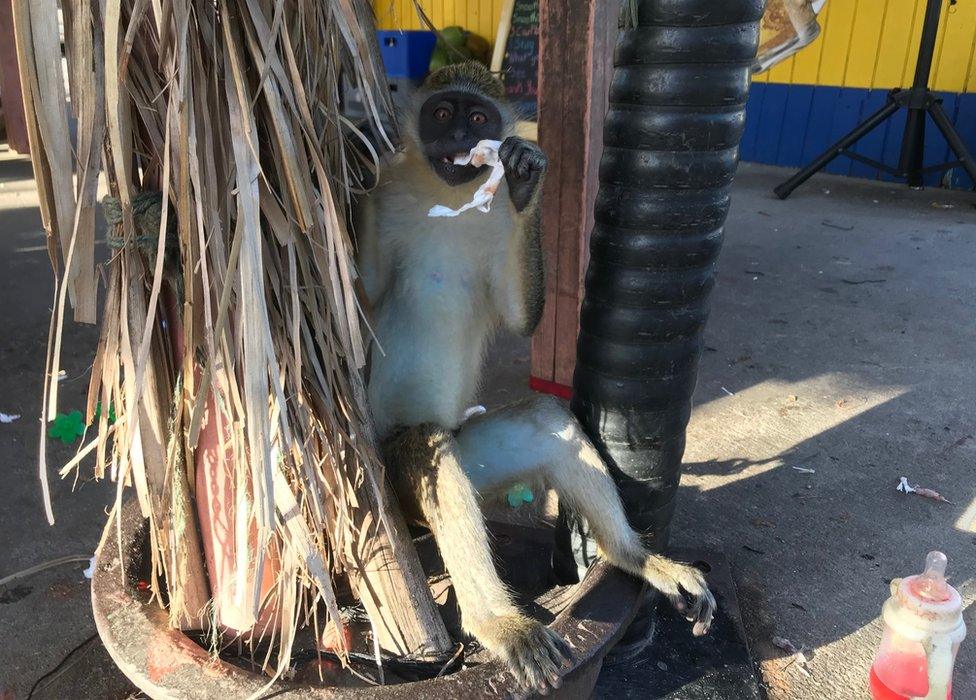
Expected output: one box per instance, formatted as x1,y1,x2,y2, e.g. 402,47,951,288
352,193,392,307
490,137,547,336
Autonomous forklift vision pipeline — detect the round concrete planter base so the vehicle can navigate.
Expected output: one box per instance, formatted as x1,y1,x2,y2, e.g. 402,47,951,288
92,501,642,698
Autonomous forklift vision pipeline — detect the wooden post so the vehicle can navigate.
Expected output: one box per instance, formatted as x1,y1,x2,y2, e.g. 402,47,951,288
0,0,29,153
530,0,617,397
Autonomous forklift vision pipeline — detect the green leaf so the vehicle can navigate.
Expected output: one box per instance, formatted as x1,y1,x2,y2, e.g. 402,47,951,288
48,410,87,444
92,402,116,425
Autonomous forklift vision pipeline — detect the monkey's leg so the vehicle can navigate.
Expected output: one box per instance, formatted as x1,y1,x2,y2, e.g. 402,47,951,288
455,396,715,635
385,425,570,693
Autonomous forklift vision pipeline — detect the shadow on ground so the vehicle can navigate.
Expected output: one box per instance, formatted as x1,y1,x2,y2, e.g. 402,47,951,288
667,164,976,699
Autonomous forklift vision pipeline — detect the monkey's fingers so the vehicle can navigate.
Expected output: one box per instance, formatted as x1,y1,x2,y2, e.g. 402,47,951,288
507,148,542,182
499,135,529,166
499,136,519,162
645,556,716,636
502,143,528,178
675,568,716,637
690,585,716,636
517,149,546,180
515,150,533,180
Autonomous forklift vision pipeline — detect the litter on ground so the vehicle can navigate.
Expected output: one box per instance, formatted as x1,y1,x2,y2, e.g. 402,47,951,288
897,477,953,504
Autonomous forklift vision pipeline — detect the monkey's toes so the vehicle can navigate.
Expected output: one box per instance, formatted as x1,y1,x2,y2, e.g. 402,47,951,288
483,615,571,695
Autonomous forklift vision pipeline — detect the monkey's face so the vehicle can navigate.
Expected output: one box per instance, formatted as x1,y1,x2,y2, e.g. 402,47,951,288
418,90,503,186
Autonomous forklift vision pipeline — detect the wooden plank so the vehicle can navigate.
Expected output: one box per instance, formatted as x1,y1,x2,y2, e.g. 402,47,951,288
0,0,29,153
491,0,516,71
551,0,591,388
530,0,563,384
531,0,616,390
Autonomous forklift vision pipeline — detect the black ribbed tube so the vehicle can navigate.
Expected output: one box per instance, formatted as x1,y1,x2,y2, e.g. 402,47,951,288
571,0,763,550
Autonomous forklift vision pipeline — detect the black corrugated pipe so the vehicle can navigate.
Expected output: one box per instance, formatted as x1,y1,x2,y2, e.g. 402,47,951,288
572,0,764,552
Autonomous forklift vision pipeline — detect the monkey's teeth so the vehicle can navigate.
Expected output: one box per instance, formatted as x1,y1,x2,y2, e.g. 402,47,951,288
441,157,452,164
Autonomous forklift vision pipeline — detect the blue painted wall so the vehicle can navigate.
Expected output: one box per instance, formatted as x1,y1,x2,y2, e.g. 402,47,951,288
741,83,976,189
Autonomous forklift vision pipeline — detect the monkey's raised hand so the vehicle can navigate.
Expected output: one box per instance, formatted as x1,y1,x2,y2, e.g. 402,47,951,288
499,136,547,213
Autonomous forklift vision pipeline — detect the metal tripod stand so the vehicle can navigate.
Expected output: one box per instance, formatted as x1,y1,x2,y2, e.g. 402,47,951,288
774,0,976,199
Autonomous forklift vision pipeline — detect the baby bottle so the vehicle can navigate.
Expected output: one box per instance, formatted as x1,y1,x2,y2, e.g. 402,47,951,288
869,551,967,699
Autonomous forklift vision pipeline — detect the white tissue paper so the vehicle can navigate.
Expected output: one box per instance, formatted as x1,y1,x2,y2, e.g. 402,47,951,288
428,139,505,218
462,405,487,422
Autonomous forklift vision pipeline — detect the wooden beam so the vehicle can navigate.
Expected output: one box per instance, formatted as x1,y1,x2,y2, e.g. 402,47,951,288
531,0,616,394
0,0,29,153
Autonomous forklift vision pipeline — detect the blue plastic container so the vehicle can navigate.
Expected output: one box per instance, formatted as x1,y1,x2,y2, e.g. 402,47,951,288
377,30,437,79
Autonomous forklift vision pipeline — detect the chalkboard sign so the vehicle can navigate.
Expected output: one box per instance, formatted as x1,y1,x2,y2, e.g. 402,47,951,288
500,0,539,117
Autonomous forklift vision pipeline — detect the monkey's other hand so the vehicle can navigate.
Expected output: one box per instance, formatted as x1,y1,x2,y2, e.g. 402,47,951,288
644,556,716,637
478,614,571,695
500,136,547,212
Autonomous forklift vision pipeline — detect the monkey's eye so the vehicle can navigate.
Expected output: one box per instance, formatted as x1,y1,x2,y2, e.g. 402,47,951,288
433,106,453,122
470,111,488,125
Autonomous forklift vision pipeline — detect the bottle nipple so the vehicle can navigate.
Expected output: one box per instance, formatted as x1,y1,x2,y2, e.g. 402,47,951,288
909,550,951,602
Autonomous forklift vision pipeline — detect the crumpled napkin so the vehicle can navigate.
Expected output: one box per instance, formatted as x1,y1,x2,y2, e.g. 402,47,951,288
428,139,505,218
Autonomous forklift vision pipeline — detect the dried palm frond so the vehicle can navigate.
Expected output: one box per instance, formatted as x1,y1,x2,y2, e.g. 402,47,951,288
14,0,449,681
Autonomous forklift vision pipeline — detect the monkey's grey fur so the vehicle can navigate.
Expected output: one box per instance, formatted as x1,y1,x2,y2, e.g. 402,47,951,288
355,63,715,694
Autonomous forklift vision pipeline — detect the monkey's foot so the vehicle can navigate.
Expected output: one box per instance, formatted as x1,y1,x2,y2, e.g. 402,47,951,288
477,614,572,695
643,556,716,637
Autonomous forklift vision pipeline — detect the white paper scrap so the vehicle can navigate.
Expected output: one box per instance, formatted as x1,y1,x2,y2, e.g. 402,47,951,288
428,139,505,218
462,405,487,422
896,477,915,494
0,413,21,423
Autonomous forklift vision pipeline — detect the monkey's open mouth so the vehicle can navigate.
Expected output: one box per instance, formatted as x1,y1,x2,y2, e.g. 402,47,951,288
428,155,485,186
438,151,471,165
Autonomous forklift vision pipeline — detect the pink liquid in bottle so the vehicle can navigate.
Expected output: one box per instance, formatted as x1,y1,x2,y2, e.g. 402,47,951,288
869,552,964,700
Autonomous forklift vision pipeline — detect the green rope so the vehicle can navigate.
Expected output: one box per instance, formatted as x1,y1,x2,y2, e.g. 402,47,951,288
101,192,174,258
100,191,184,302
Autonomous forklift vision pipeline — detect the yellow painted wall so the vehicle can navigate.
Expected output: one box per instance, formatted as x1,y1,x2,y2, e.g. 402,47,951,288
374,1,976,93
755,0,976,92
373,0,505,48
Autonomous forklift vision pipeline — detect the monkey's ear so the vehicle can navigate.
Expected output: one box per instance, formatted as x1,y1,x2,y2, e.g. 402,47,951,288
423,61,505,102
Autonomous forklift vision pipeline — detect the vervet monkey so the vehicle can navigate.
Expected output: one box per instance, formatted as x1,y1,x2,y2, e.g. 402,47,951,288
355,62,715,694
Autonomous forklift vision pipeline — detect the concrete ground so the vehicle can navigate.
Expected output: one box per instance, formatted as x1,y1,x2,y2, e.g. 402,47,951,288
0,145,974,699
